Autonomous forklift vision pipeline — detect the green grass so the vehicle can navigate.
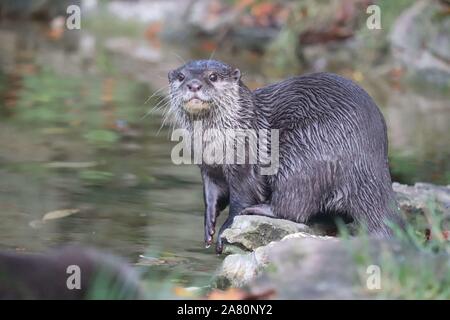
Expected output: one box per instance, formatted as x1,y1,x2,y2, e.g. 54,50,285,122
346,200,450,299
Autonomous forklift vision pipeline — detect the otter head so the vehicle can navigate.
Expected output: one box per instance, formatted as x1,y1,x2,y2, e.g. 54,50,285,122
168,60,241,117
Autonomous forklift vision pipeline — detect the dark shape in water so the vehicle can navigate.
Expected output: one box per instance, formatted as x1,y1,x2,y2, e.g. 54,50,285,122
0,246,142,300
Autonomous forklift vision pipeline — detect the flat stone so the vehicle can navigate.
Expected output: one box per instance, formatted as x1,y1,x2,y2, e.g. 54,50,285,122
221,215,312,252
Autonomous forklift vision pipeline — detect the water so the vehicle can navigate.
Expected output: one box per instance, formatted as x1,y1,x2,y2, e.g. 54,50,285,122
0,20,449,292
0,22,224,291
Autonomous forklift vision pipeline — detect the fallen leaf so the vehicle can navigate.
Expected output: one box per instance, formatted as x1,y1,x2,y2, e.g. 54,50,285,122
173,286,202,298
145,22,162,41
47,28,64,40
42,209,80,221
200,40,218,53
251,2,276,18
207,288,247,300
207,288,277,300
136,255,166,266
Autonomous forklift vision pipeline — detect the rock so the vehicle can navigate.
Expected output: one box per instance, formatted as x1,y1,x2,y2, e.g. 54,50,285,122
214,182,450,297
249,237,450,299
262,0,370,76
214,233,450,299
187,0,239,35
214,232,334,289
106,0,182,24
220,215,312,253
390,0,450,87
105,38,161,63
214,251,266,289
394,182,450,225
220,182,450,254
247,236,358,299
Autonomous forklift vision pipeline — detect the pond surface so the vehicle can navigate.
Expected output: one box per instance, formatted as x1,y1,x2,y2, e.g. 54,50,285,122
0,22,224,293
0,20,449,294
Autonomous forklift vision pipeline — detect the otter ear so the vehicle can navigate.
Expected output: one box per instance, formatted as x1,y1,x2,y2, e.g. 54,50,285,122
231,68,241,82
168,70,176,82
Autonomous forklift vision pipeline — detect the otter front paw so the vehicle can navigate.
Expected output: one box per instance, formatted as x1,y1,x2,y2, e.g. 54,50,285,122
215,216,235,254
215,236,224,254
204,223,215,248
205,212,217,248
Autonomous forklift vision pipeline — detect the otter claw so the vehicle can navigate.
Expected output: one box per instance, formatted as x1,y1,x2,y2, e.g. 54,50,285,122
205,232,214,245
215,239,224,254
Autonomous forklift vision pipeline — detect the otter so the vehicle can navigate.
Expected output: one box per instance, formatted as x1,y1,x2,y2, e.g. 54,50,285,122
0,247,143,299
167,60,402,253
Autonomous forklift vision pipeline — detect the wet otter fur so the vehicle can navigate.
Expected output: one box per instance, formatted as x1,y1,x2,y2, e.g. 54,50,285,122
168,60,402,253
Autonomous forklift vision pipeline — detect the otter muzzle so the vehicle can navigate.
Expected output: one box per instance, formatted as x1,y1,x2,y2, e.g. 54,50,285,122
183,98,210,114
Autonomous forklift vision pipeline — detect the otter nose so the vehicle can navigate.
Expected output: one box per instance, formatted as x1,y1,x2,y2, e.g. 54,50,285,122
186,80,202,92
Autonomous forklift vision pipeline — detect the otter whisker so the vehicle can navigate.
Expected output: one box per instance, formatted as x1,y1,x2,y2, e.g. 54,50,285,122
207,48,217,68
141,96,172,120
157,108,173,136
170,52,187,65
144,85,169,104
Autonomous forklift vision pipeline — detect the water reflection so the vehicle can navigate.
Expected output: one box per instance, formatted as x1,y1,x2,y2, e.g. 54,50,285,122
0,22,222,287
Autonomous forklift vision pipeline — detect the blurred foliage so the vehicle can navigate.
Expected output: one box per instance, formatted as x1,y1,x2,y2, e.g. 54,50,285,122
262,0,418,75
13,66,147,136
87,267,140,300
356,0,417,56
79,170,115,186
2,53,155,195
84,129,120,145
83,5,145,39
390,151,450,185
341,199,450,300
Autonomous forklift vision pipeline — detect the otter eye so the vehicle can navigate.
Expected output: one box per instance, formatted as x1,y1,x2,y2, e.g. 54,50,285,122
209,73,218,82
177,73,185,82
